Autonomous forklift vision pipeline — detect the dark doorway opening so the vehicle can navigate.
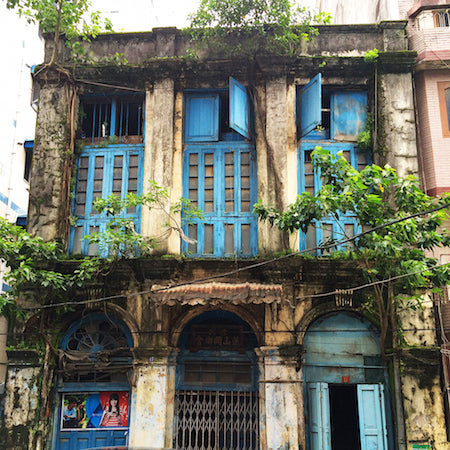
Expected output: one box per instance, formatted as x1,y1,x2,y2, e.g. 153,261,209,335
329,384,361,450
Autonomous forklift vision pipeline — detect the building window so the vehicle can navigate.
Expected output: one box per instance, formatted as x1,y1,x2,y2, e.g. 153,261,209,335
297,75,370,252
80,94,144,146
70,94,145,255
55,314,133,449
434,10,450,27
182,78,257,257
23,140,33,182
297,74,368,141
438,82,450,137
298,144,370,252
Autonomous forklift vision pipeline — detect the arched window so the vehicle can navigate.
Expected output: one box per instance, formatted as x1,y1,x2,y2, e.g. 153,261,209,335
175,311,259,449
55,313,133,450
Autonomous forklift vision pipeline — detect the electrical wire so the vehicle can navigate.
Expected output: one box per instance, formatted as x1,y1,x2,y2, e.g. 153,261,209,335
16,202,450,312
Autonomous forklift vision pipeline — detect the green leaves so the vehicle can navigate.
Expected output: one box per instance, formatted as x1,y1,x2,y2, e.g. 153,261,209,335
89,180,203,258
0,218,101,314
186,0,331,57
254,148,450,302
6,0,114,60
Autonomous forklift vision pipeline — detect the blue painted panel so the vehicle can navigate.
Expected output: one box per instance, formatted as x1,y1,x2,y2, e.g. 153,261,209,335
69,145,144,256
298,142,371,253
331,91,367,141
307,383,331,450
185,93,219,142
357,384,388,450
229,77,251,139
304,313,382,383
182,142,257,257
298,73,322,138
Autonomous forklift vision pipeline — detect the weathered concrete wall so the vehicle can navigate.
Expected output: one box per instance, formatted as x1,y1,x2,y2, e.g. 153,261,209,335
259,348,304,450
256,77,293,255
380,73,419,177
27,80,72,242
401,348,450,449
398,294,450,448
128,357,173,448
46,23,408,69
141,78,176,254
1,357,41,450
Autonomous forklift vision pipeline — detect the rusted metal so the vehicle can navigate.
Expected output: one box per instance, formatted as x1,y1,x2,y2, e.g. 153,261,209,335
174,390,259,450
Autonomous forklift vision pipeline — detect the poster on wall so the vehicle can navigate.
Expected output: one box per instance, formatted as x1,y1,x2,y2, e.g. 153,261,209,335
61,392,129,430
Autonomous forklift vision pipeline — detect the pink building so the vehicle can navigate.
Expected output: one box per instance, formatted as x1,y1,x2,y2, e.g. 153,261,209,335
403,0,450,197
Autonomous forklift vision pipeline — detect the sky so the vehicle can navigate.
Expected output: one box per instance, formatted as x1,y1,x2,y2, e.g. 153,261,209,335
91,0,399,32
91,0,202,31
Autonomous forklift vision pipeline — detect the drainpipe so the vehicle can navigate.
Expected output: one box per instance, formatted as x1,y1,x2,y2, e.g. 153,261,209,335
393,354,407,450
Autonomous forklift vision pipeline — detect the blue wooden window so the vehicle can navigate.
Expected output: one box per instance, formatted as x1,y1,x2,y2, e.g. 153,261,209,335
297,73,367,142
331,91,368,141
70,144,144,255
297,73,322,138
23,140,33,182
229,76,251,139
81,94,144,146
184,93,220,142
183,80,256,257
184,78,252,143
183,143,257,257
298,143,370,253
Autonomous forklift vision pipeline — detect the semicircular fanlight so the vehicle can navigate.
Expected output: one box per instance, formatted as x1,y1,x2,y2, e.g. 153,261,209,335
66,318,130,354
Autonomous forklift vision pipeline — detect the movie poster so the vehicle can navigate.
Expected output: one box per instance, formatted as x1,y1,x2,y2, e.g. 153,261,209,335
61,392,129,430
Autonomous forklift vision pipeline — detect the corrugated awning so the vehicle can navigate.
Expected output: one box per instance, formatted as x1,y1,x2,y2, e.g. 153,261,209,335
149,282,283,306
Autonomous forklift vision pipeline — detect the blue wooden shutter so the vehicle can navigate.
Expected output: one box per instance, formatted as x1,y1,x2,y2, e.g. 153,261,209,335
185,93,219,142
297,73,322,138
331,91,367,141
357,384,388,450
307,382,331,450
229,77,251,139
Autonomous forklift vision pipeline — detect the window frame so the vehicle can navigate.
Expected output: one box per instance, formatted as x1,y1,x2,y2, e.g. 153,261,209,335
182,142,257,257
80,93,145,146
182,81,257,258
298,142,371,253
69,144,144,256
438,81,450,138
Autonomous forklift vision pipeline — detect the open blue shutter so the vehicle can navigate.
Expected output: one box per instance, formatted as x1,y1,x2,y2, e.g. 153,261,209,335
331,91,367,141
229,77,251,139
307,382,331,450
185,93,219,142
297,73,322,138
357,384,388,450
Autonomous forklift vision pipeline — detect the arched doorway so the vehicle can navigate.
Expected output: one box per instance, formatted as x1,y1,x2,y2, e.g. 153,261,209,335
303,312,392,450
174,311,259,449
54,313,134,450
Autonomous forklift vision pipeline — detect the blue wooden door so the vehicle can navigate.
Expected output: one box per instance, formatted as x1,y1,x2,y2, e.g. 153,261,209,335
57,429,127,450
307,382,331,450
357,384,388,450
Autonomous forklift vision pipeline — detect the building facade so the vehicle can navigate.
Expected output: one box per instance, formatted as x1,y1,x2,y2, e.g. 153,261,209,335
0,7,43,412
400,1,450,446
0,18,449,450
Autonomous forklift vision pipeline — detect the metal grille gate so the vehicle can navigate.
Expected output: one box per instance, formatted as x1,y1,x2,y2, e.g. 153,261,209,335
174,390,259,449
